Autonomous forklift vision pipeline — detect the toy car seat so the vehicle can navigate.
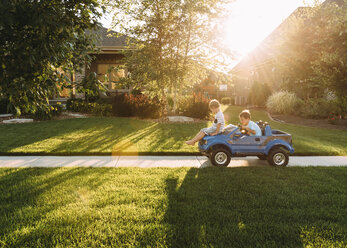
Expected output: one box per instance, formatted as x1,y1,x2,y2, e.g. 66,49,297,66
257,120,270,136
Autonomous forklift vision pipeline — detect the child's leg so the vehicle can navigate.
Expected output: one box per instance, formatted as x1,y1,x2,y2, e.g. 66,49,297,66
185,131,206,145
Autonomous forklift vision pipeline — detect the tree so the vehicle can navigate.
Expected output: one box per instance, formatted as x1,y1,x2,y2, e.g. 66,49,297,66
0,0,102,116
275,0,347,115
102,0,232,109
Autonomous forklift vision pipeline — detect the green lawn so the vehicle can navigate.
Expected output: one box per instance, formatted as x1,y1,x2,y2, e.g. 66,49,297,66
0,167,346,247
0,105,346,155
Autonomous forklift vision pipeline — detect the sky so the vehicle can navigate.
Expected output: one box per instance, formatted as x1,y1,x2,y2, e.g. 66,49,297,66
100,0,317,68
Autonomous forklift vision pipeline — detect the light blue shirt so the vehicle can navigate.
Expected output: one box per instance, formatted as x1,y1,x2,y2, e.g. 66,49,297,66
247,120,262,136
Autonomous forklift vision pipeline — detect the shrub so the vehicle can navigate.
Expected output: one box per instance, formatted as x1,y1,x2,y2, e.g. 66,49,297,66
0,98,10,114
112,94,133,117
96,97,113,105
300,98,339,119
129,94,164,118
66,98,84,112
67,98,112,116
112,94,164,118
32,104,63,121
249,82,272,107
90,103,113,117
177,93,210,119
221,97,232,105
266,91,301,115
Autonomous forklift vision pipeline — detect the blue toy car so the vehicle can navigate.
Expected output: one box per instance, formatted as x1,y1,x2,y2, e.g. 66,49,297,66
198,121,294,167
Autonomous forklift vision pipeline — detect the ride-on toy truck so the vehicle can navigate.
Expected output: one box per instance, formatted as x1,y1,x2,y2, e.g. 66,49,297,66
198,121,294,167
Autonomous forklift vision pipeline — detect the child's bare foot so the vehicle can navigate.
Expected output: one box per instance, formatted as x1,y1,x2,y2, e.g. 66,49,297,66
185,140,195,146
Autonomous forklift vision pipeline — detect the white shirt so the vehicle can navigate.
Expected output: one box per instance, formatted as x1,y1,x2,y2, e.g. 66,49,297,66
212,110,225,131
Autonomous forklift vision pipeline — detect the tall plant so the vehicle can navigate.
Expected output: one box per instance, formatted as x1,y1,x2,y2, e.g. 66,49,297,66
102,0,231,108
0,0,102,116
275,1,347,115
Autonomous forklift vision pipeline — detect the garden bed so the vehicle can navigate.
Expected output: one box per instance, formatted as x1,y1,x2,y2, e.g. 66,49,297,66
270,113,347,130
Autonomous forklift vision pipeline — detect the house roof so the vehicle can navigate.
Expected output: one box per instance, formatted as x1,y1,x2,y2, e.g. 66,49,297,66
230,0,344,74
90,26,129,49
230,7,309,74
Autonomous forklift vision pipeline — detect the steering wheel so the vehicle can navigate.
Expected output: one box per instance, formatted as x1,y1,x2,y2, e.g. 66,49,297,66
238,124,247,135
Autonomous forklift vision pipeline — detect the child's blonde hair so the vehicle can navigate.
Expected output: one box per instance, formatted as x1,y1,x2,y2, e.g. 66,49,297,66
209,99,220,109
239,109,251,119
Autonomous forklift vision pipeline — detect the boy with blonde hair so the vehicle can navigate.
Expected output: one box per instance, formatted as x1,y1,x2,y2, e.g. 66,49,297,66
185,99,225,146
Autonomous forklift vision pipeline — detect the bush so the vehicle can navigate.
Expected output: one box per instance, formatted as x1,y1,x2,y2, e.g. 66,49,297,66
66,98,83,112
113,94,164,118
249,82,272,107
32,104,63,121
177,93,210,119
67,98,112,116
90,103,113,117
112,94,133,117
221,97,233,105
299,98,339,119
266,91,301,115
96,97,113,105
0,98,10,114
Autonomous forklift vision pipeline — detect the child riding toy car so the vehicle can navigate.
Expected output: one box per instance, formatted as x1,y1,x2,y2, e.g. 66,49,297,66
198,121,294,167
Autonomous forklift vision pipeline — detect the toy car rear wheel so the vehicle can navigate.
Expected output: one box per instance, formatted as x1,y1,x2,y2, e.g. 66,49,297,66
267,148,289,167
211,148,231,167
257,155,267,160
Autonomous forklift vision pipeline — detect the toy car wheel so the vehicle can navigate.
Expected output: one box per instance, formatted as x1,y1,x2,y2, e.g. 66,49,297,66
211,148,231,167
257,155,267,160
267,148,289,167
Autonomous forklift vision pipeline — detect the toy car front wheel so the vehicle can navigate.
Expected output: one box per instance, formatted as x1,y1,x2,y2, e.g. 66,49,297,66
211,148,231,167
267,148,289,166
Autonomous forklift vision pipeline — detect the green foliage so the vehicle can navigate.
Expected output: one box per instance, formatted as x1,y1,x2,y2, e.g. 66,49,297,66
221,97,233,105
103,0,231,103
266,91,302,115
112,94,164,119
275,1,347,115
177,93,210,119
66,98,112,117
31,104,63,121
0,98,10,114
112,94,133,117
248,82,272,107
0,0,102,116
299,98,339,119
73,72,107,103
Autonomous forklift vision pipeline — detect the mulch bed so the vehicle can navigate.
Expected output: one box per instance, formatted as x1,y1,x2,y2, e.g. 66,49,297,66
270,113,347,130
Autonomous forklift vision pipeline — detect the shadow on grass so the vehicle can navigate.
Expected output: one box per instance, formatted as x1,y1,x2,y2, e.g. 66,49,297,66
0,117,207,155
162,167,347,247
0,168,110,247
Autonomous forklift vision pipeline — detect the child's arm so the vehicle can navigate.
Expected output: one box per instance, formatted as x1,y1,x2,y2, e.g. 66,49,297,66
242,126,256,135
210,123,221,136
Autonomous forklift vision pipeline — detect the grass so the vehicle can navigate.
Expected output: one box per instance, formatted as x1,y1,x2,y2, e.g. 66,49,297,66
0,105,346,155
0,167,346,247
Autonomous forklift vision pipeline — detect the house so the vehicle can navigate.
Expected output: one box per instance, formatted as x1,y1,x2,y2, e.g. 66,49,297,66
229,0,345,105
194,73,234,101
51,26,130,102
229,7,309,105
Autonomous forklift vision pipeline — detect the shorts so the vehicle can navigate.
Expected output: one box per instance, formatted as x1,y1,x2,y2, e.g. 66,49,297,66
201,127,217,135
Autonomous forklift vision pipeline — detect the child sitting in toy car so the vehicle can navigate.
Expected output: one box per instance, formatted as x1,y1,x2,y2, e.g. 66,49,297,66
185,99,225,146
239,109,262,136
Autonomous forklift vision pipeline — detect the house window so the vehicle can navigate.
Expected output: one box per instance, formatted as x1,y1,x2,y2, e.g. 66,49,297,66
97,64,126,90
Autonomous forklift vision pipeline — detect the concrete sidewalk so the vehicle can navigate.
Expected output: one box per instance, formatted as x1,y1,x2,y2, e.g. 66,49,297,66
0,156,346,168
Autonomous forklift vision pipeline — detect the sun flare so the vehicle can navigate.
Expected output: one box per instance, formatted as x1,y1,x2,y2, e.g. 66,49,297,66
222,0,316,59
